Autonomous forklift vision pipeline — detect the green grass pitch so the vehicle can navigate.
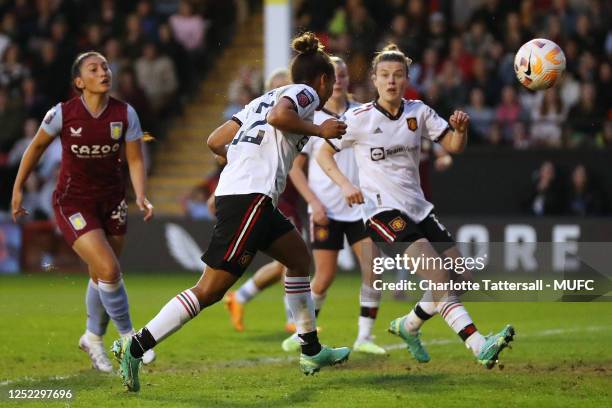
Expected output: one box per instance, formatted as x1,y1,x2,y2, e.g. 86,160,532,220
0,273,610,407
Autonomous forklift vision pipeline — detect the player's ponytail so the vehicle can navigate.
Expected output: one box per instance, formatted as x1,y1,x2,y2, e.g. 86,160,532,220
290,32,334,85
371,43,412,75
71,51,107,93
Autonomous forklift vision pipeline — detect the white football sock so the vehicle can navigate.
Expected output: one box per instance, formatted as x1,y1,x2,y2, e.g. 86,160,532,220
146,289,201,343
235,278,260,304
284,276,316,334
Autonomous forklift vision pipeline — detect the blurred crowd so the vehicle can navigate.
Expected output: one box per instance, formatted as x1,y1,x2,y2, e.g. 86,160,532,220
266,0,611,149
0,0,240,220
526,160,608,215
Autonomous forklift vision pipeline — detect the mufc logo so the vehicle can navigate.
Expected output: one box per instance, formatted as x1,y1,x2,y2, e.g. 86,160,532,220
406,117,418,131
238,252,253,267
389,216,406,232
110,122,123,140
315,226,330,241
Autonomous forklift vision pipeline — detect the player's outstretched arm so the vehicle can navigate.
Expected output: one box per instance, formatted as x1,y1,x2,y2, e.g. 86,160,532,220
126,139,154,221
267,97,346,139
289,154,329,225
207,120,241,165
11,128,55,222
315,142,364,207
440,110,470,154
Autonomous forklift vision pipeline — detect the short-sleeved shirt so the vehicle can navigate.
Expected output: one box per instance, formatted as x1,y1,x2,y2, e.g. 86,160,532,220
301,103,362,222
341,99,449,223
214,84,320,205
41,96,143,199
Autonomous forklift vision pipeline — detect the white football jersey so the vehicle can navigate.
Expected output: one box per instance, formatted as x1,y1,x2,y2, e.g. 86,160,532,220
341,99,450,223
301,103,362,222
215,84,320,205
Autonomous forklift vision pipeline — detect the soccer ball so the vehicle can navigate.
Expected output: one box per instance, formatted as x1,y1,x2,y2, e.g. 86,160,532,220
514,39,566,91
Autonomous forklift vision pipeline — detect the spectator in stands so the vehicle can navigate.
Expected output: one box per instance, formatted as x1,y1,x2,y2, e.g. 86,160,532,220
169,0,208,56
137,0,159,41
227,65,261,105
116,67,155,136
527,160,565,216
123,13,145,60
427,12,449,56
135,41,178,115
566,164,605,216
496,85,526,142
33,40,66,102
464,87,494,143
20,77,48,120
463,20,494,58
104,38,127,92
566,82,602,147
0,87,24,154
531,88,566,148
0,43,29,95
467,56,500,106
223,85,253,122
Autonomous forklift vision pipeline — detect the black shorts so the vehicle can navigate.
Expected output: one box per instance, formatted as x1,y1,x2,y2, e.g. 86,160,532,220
309,216,368,250
367,210,455,253
202,193,295,276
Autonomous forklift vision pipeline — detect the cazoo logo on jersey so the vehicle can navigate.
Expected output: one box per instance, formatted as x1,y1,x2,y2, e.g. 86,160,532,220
71,143,120,157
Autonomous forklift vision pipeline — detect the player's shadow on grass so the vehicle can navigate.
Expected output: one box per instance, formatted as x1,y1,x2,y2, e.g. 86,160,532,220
329,372,448,391
142,386,316,408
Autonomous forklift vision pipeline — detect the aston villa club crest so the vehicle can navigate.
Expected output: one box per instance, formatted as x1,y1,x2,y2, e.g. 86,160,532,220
110,122,123,140
406,117,418,131
389,216,406,232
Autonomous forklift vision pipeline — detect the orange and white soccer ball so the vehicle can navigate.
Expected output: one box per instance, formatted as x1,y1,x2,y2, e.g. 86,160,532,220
514,39,566,91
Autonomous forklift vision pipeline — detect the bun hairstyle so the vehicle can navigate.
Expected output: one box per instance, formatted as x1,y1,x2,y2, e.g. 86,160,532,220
71,51,107,93
371,43,412,75
290,32,334,84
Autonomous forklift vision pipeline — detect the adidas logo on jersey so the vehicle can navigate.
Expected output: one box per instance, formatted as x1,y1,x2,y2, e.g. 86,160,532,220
374,127,383,134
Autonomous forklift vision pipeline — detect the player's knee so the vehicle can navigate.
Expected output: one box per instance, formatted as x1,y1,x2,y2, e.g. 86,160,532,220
95,259,121,282
285,254,310,277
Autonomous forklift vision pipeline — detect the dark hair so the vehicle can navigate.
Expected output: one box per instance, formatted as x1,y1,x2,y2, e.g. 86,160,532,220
290,32,334,85
71,51,106,93
371,43,412,74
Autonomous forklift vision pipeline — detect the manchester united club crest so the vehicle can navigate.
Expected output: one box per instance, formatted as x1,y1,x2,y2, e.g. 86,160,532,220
315,226,329,241
238,252,253,267
389,216,406,232
110,122,123,140
406,117,418,131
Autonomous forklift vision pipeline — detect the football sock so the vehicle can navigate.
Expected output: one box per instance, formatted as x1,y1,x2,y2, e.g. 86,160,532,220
235,278,260,304
402,291,436,334
284,276,321,356
141,289,201,351
437,295,485,355
283,295,293,324
311,291,327,318
357,307,378,341
97,278,133,336
85,279,110,336
358,283,381,340
130,327,156,359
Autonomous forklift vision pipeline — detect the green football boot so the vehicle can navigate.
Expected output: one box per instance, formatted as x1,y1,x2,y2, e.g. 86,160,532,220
299,346,351,375
353,338,387,355
477,324,515,369
388,316,431,363
111,337,142,392
281,333,302,353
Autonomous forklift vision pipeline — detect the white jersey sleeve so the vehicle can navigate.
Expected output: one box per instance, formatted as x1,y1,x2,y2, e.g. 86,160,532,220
300,136,315,156
277,85,320,120
422,104,450,142
232,105,249,126
40,103,63,137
